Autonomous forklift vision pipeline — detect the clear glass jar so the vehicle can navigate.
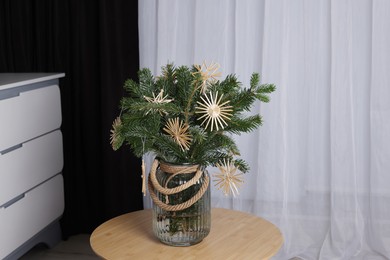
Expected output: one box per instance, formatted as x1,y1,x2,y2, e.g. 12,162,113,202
151,161,211,246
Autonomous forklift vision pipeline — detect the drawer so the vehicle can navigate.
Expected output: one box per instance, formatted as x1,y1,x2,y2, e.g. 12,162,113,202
0,174,64,259
0,84,62,151
0,130,63,206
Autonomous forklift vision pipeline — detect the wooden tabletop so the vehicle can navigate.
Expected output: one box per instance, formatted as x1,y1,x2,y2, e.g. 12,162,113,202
90,208,283,260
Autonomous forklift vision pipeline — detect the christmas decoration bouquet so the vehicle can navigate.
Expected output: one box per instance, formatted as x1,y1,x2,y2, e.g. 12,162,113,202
110,62,275,196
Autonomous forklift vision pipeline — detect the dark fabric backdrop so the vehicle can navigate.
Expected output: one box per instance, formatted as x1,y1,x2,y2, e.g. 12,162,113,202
0,0,143,237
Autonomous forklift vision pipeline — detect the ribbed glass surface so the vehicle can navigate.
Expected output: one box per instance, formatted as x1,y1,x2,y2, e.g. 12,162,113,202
152,163,211,246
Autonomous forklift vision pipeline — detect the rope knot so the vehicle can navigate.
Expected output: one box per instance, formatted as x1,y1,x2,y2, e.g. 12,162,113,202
148,159,209,211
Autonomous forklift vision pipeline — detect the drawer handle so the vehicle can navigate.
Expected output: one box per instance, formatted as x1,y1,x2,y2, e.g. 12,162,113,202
0,194,25,208
0,90,20,101
0,144,23,155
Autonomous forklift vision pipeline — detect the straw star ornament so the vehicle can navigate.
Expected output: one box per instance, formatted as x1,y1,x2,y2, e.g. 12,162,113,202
144,89,173,115
110,116,123,150
213,159,244,197
195,91,233,131
163,117,192,151
193,61,222,93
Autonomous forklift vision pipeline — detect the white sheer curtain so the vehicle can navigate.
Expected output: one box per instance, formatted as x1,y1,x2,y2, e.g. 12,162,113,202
138,0,390,259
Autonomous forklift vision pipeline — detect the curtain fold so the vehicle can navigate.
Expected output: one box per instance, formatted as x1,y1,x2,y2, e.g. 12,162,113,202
139,0,390,258
0,0,143,237
369,1,390,258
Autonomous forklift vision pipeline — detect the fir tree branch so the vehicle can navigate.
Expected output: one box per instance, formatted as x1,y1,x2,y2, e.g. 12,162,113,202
233,158,250,173
229,89,256,113
250,73,260,90
224,115,263,134
111,62,275,181
254,84,276,103
137,68,156,95
184,77,201,125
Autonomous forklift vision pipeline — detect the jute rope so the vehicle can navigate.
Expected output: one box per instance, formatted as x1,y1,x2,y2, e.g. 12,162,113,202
148,159,209,211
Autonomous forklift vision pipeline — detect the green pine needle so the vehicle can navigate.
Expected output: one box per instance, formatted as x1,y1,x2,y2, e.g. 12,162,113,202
110,62,275,176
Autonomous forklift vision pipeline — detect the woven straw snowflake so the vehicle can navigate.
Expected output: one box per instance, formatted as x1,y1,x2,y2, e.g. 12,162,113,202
213,159,244,197
144,89,173,115
163,117,192,151
195,91,233,131
193,61,222,93
110,116,123,150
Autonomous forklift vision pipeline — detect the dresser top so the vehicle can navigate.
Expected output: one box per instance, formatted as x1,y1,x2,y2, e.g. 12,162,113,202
0,73,65,91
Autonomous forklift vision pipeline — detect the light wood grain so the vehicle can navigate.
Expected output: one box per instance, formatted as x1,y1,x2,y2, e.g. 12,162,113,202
90,208,283,260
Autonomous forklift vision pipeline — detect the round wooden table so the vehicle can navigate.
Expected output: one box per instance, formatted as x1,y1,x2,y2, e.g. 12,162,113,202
90,208,283,259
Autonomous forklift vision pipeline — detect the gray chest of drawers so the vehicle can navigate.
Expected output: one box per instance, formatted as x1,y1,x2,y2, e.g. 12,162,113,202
0,73,65,259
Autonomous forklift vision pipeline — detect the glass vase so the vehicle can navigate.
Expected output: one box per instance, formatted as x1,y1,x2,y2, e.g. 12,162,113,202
149,160,211,246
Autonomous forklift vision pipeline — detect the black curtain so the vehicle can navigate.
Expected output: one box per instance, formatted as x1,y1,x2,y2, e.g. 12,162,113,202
0,0,143,237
